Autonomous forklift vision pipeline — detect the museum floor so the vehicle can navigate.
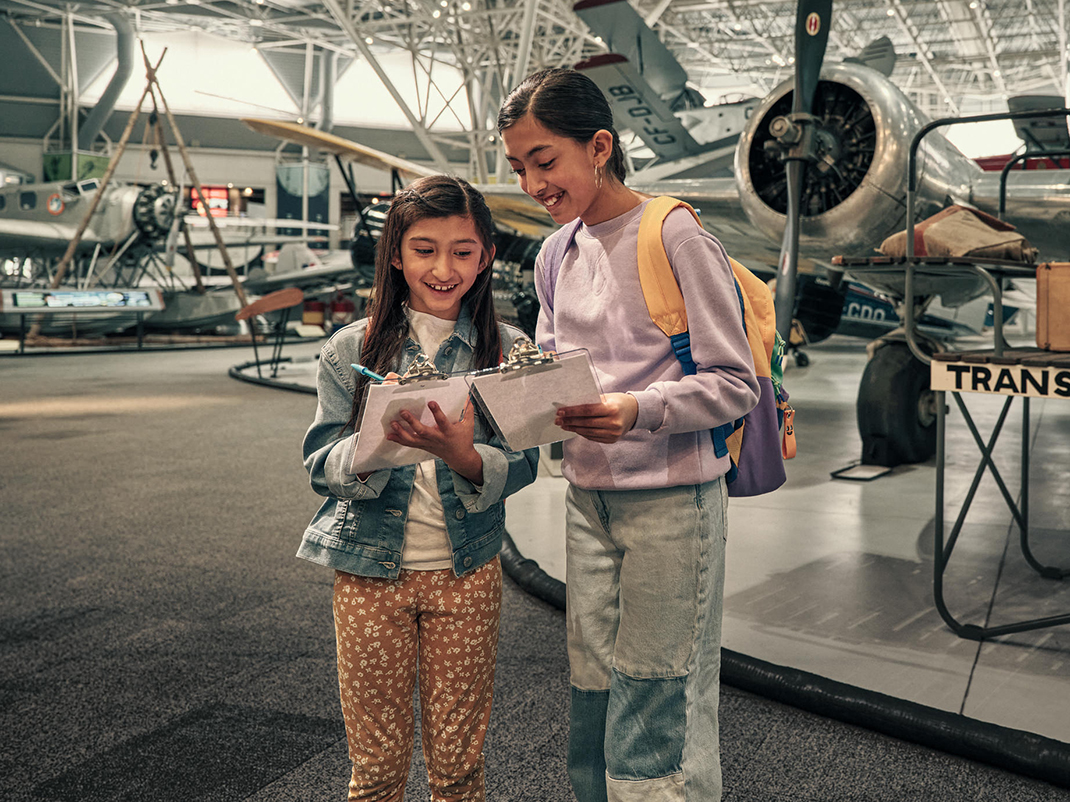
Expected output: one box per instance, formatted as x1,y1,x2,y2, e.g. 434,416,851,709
213,327,1070,750
2,331,1068,800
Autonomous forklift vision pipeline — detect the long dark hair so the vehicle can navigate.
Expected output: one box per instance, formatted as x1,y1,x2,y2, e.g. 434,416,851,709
496,67,627,183
343,174,502,434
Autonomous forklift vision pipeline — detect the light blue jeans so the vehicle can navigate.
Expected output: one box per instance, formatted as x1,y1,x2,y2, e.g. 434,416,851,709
565,478,727,802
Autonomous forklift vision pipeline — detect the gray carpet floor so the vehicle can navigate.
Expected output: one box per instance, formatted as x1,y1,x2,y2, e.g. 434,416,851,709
1,345,1068,801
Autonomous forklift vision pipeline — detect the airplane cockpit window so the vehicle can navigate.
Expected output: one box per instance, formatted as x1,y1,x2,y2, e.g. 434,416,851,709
0,195,5,211
77,179,100,195
19,192,36,210
62,182,79,195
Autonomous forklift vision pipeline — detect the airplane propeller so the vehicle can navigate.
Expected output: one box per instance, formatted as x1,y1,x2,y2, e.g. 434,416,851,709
772,0,833,340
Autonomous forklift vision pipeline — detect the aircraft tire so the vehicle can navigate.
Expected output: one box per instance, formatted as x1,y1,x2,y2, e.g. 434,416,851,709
856,342,936,467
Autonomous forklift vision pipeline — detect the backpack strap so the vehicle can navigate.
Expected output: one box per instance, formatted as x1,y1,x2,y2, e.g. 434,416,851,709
638,196,736,460
539,217,584,313
636,196,698,339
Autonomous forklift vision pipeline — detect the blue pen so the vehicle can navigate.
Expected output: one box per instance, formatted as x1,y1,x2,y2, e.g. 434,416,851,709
351,363,387,382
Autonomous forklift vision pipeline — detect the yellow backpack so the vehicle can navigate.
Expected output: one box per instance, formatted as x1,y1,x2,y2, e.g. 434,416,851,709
542,196,795,496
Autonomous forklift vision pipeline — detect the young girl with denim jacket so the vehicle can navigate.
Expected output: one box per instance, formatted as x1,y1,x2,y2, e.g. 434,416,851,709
299,175,539,802
498,69,760,802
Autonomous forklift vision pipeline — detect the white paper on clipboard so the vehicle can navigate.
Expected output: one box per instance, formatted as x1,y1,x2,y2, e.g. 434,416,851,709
348,375,472,473
467,349,603,452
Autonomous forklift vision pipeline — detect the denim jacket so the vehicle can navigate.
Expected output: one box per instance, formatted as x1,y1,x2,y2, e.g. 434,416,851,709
299,306,540,579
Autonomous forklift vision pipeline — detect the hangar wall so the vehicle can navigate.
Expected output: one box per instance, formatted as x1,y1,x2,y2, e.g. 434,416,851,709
0,130,467,252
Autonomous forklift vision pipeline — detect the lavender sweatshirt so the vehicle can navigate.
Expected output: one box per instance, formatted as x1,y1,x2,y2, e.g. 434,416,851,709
534,198,760,491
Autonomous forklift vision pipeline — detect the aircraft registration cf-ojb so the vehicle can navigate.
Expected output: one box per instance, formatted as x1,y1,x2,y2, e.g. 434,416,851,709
241,0,1070,468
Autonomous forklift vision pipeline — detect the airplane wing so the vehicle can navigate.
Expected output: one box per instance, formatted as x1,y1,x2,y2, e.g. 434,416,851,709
477,186,560,239
240,117,564,242
477,176,816,279
240,115,808,279
574,0,713,163
243,260,357,296
241,118,437,181
0,219,104,257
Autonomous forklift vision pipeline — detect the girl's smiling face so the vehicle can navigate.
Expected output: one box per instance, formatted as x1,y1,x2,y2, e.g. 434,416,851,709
502,113,606,225
393,214,491,320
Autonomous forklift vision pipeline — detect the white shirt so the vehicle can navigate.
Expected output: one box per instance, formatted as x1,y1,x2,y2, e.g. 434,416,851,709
400,308,457,570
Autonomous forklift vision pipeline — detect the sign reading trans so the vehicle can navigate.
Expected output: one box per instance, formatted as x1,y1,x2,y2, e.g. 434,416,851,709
931,358,1070,399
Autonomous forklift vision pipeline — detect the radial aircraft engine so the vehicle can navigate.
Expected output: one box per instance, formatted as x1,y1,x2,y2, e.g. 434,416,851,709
732,61,1070,263
728,60,1070,467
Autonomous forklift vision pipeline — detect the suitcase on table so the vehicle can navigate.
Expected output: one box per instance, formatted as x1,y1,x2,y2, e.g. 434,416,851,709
1036,262,1070,351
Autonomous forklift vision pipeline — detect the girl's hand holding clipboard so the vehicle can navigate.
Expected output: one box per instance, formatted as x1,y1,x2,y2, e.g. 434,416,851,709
554,392,639,444
386,399,483,485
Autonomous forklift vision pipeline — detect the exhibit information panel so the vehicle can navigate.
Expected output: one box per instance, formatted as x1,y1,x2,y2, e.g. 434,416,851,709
0,288,165,312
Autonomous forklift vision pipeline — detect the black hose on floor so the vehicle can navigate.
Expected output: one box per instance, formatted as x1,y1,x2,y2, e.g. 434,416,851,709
720,649,1070,789
498,532,1070,790
228,358,317,395
501,530,566,611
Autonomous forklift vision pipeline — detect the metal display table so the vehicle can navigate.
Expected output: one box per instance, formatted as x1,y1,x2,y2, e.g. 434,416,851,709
0,287,165,352
833,253,1070,641
845,104,1070,641
930,347,1070,640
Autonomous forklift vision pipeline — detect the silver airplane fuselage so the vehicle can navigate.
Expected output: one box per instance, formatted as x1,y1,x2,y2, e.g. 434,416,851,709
0,179,176,259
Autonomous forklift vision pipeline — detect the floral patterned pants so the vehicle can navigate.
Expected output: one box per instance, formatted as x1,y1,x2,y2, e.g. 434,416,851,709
333,557,502,801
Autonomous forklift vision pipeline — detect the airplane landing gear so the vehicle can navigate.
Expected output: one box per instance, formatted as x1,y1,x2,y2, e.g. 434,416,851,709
856,340,937,467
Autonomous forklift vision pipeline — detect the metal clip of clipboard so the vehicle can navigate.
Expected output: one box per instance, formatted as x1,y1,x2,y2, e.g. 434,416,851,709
467,342,602,453
397,352,448,384
499,337,556,372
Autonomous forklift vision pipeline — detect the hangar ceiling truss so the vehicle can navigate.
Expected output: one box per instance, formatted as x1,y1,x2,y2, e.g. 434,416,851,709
1,0,1067,163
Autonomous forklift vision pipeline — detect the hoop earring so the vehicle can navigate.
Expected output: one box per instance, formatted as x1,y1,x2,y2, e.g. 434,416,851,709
594,164,604,190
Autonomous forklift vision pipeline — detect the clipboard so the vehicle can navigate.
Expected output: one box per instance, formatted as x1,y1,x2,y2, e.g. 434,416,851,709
348,355,472,474
467,339,603,452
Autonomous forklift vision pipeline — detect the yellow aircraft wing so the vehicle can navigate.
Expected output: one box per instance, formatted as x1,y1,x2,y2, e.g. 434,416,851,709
242,117,557,237
478,187,557,238
242,118,437,181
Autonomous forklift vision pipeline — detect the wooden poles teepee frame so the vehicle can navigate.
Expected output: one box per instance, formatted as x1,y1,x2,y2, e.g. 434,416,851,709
28,43,250,340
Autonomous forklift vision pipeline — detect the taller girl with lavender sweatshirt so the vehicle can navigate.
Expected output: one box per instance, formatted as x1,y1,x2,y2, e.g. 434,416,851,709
499,68,759,802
